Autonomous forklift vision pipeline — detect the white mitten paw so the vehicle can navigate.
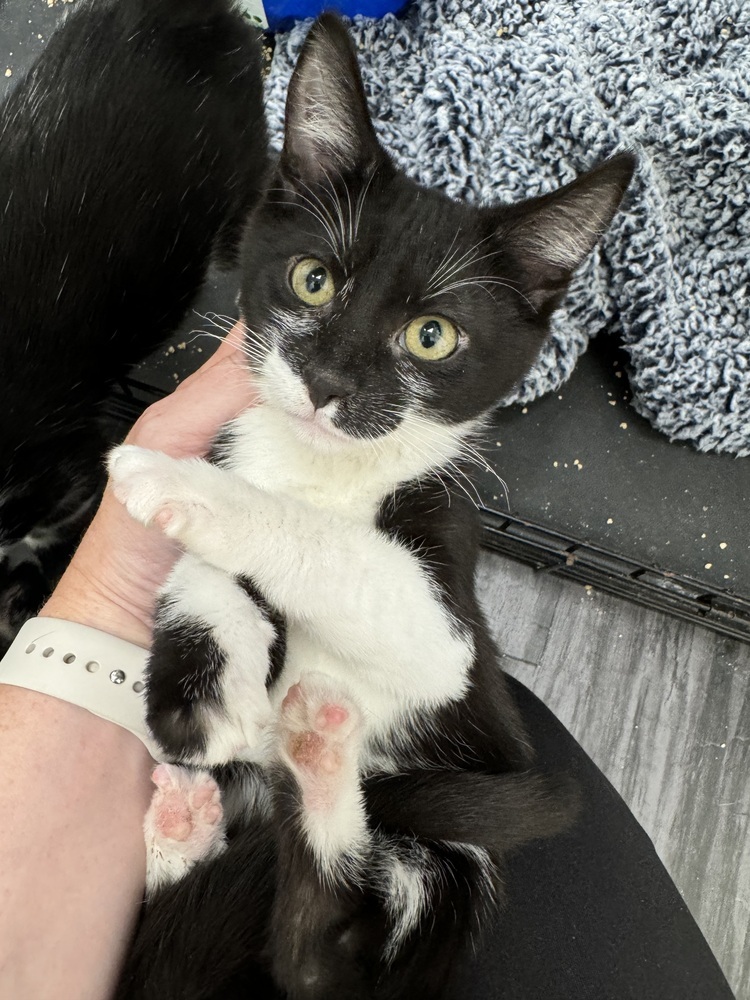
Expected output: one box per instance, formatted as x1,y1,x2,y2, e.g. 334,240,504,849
107,444,208,539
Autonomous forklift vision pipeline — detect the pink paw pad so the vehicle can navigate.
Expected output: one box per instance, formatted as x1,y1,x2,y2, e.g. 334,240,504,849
289,730,326,768
153,507,176,530
150,763,223,845
318,704,349,729
279,676,361,802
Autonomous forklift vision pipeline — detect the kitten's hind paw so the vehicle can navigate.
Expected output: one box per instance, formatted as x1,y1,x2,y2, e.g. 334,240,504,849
278,675,362,813
144,763,226,894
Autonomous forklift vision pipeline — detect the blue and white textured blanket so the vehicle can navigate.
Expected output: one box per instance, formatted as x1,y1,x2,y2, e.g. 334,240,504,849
266,0,750,456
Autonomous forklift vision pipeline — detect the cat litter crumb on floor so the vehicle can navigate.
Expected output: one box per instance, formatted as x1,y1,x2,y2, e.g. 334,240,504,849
608,400,617,406
166,345,175,354
521,407,528,414
720,542,728,549
620,422,628,429
177,342,186,350
4,69,11,77
705,563,713,569
607,517,614,524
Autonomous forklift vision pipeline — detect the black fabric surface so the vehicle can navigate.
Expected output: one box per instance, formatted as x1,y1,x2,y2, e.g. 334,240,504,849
479,337,749,599
450,675,735,1000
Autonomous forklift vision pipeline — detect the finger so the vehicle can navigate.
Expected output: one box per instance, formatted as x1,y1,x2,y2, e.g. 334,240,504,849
184,318,246,379
128,323,257,456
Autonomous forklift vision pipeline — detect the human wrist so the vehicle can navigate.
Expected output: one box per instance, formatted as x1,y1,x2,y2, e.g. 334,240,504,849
0,681,152,761
41,564,152,650
40,487,178,649
1,614,158,755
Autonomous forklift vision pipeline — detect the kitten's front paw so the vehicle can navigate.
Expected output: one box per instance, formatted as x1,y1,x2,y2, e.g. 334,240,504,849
107,444,205,537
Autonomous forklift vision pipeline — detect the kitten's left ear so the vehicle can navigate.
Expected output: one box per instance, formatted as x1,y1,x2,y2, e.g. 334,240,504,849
281,13,382,184
497,152,636,315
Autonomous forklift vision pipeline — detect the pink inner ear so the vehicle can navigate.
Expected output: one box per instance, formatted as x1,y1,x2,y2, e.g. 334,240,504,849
281,12,382,185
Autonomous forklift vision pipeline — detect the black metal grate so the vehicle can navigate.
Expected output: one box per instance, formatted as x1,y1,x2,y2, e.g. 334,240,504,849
481,510,750,645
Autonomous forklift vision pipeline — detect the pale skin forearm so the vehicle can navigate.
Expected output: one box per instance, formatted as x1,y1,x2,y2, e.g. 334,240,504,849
0,685,153,1000
0,491,157,1000
0,324,254,1000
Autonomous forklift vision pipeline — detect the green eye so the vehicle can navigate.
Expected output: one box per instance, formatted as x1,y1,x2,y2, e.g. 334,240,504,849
402,315,460,361
290,257,335,306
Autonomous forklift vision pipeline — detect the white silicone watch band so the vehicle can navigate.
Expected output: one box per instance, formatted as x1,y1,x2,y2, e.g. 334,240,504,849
0,617,159,756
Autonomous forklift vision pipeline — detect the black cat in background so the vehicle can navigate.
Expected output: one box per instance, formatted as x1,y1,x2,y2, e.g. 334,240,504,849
0,0,268,648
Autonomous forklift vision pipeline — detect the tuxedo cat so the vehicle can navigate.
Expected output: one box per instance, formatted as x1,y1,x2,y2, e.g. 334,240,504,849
112,14,635,999
0,0,267,648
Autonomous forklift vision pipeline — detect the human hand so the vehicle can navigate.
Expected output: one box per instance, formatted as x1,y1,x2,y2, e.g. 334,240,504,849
41,322,256,648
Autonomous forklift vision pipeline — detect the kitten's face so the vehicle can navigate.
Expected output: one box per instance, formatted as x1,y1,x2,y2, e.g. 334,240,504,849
239,170,545,448
238,14,634,454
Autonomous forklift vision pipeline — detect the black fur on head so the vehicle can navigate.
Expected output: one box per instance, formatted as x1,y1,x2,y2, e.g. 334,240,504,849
238,13,635,443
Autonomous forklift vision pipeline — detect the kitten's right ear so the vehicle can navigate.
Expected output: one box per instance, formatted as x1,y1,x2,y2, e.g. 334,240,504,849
281,13,382,185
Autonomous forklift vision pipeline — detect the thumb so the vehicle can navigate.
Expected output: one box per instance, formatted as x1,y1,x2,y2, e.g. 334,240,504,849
128,326,258,458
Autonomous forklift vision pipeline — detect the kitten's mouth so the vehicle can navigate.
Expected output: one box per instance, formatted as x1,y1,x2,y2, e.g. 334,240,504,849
287,409,353,446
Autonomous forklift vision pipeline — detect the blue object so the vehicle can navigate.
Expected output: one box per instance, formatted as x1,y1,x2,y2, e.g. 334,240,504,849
263,0,411,32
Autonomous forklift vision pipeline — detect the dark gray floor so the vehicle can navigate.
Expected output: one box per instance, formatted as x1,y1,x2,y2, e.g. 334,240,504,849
475,551,750,1000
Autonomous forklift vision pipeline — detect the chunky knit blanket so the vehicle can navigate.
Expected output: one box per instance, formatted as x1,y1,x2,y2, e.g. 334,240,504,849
266,0,750,456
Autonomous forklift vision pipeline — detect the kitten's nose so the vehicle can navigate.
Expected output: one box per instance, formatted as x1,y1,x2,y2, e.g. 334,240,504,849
305,370,356,410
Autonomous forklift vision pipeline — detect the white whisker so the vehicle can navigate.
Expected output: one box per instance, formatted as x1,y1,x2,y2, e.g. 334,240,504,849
435,276,533,309
427,227,462,289
427,234,495,293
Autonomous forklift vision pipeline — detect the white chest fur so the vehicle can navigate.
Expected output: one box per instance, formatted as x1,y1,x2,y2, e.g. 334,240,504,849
217,405,476,739
109,404,477,763
222,406,386,517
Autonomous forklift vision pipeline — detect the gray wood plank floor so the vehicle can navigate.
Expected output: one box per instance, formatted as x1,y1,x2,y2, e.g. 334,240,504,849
475,551,749,1000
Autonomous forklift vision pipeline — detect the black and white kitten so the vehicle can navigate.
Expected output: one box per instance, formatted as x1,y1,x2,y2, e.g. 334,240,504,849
111,15,635,1000
0,0,267,647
